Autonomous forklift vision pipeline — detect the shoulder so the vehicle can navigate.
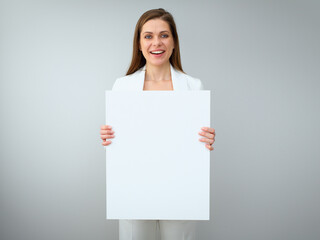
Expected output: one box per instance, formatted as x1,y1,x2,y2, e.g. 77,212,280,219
111,70,142,91
175,70,204,90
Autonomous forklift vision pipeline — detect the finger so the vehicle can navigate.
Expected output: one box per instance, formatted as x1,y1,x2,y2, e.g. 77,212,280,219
199,137,213,144
199,131,214,139
102,140,112,146
205,144,214,151
101,134,115,140
101,125,112,130
100,130,115,135
199,138,214,144
201,127,215,135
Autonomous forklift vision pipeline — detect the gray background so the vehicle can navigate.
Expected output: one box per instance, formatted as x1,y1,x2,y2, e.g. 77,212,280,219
1,0,319,239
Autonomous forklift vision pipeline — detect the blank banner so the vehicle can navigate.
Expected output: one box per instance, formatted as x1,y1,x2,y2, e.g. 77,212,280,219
106,91,211,220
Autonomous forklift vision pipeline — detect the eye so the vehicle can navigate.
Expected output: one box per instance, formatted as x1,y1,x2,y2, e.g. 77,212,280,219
161,34,169,38
144,35,152,39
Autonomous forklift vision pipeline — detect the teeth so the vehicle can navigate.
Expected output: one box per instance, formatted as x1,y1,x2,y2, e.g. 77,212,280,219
151,51,164,54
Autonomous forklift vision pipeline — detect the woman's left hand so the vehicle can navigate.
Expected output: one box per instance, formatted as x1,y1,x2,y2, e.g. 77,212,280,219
199,127,216,151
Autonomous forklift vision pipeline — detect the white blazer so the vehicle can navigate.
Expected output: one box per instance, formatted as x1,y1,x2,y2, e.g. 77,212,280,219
112,64,204,91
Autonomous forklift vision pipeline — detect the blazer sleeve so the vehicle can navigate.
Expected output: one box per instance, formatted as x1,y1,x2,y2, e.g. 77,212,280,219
111,77,121,91
186,76,204,90
197,78,205,90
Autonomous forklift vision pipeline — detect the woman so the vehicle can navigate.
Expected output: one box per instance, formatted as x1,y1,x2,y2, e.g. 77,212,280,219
100,8,215,240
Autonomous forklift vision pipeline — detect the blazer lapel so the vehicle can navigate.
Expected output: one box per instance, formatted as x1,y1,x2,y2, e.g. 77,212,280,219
170,64,189,91
137,65,146,91
137,64,189,91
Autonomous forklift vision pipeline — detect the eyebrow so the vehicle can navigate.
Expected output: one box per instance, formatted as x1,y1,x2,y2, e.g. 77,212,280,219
142,31,170,34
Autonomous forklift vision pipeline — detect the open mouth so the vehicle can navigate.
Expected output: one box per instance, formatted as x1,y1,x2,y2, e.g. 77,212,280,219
150,50,165,55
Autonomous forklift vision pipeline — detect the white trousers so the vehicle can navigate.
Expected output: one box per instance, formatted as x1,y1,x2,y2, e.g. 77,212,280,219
119,220,197,240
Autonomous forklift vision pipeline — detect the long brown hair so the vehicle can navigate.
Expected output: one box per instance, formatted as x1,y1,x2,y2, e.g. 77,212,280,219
126,8,184,75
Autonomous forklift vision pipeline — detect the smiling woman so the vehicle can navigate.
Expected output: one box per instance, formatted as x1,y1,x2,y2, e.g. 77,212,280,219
139,19,175,69
126,8,183,75
100,8,215,240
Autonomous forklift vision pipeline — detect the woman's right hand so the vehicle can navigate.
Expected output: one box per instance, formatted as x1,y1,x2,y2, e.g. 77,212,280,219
100,125,115,146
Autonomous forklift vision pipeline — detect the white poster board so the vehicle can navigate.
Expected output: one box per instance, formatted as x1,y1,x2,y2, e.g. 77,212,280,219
106,91,211,220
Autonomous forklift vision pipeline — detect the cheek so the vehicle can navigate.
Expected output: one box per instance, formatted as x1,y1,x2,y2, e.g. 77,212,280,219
140,42,151,58
165,39,174,50
171,40,175,49
141,41,151,52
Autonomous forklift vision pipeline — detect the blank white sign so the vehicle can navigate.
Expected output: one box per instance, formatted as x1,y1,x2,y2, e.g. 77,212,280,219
106,91,211,220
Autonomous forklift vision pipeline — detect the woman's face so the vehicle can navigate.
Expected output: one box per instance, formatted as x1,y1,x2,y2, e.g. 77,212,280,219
140,18,175,67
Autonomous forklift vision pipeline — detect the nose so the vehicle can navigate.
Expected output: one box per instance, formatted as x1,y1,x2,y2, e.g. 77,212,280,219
152,36,162,46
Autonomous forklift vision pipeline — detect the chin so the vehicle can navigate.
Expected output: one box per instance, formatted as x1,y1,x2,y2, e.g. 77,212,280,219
147,59,170,67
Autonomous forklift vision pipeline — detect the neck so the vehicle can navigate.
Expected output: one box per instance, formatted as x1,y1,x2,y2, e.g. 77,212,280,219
145,62,171,81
